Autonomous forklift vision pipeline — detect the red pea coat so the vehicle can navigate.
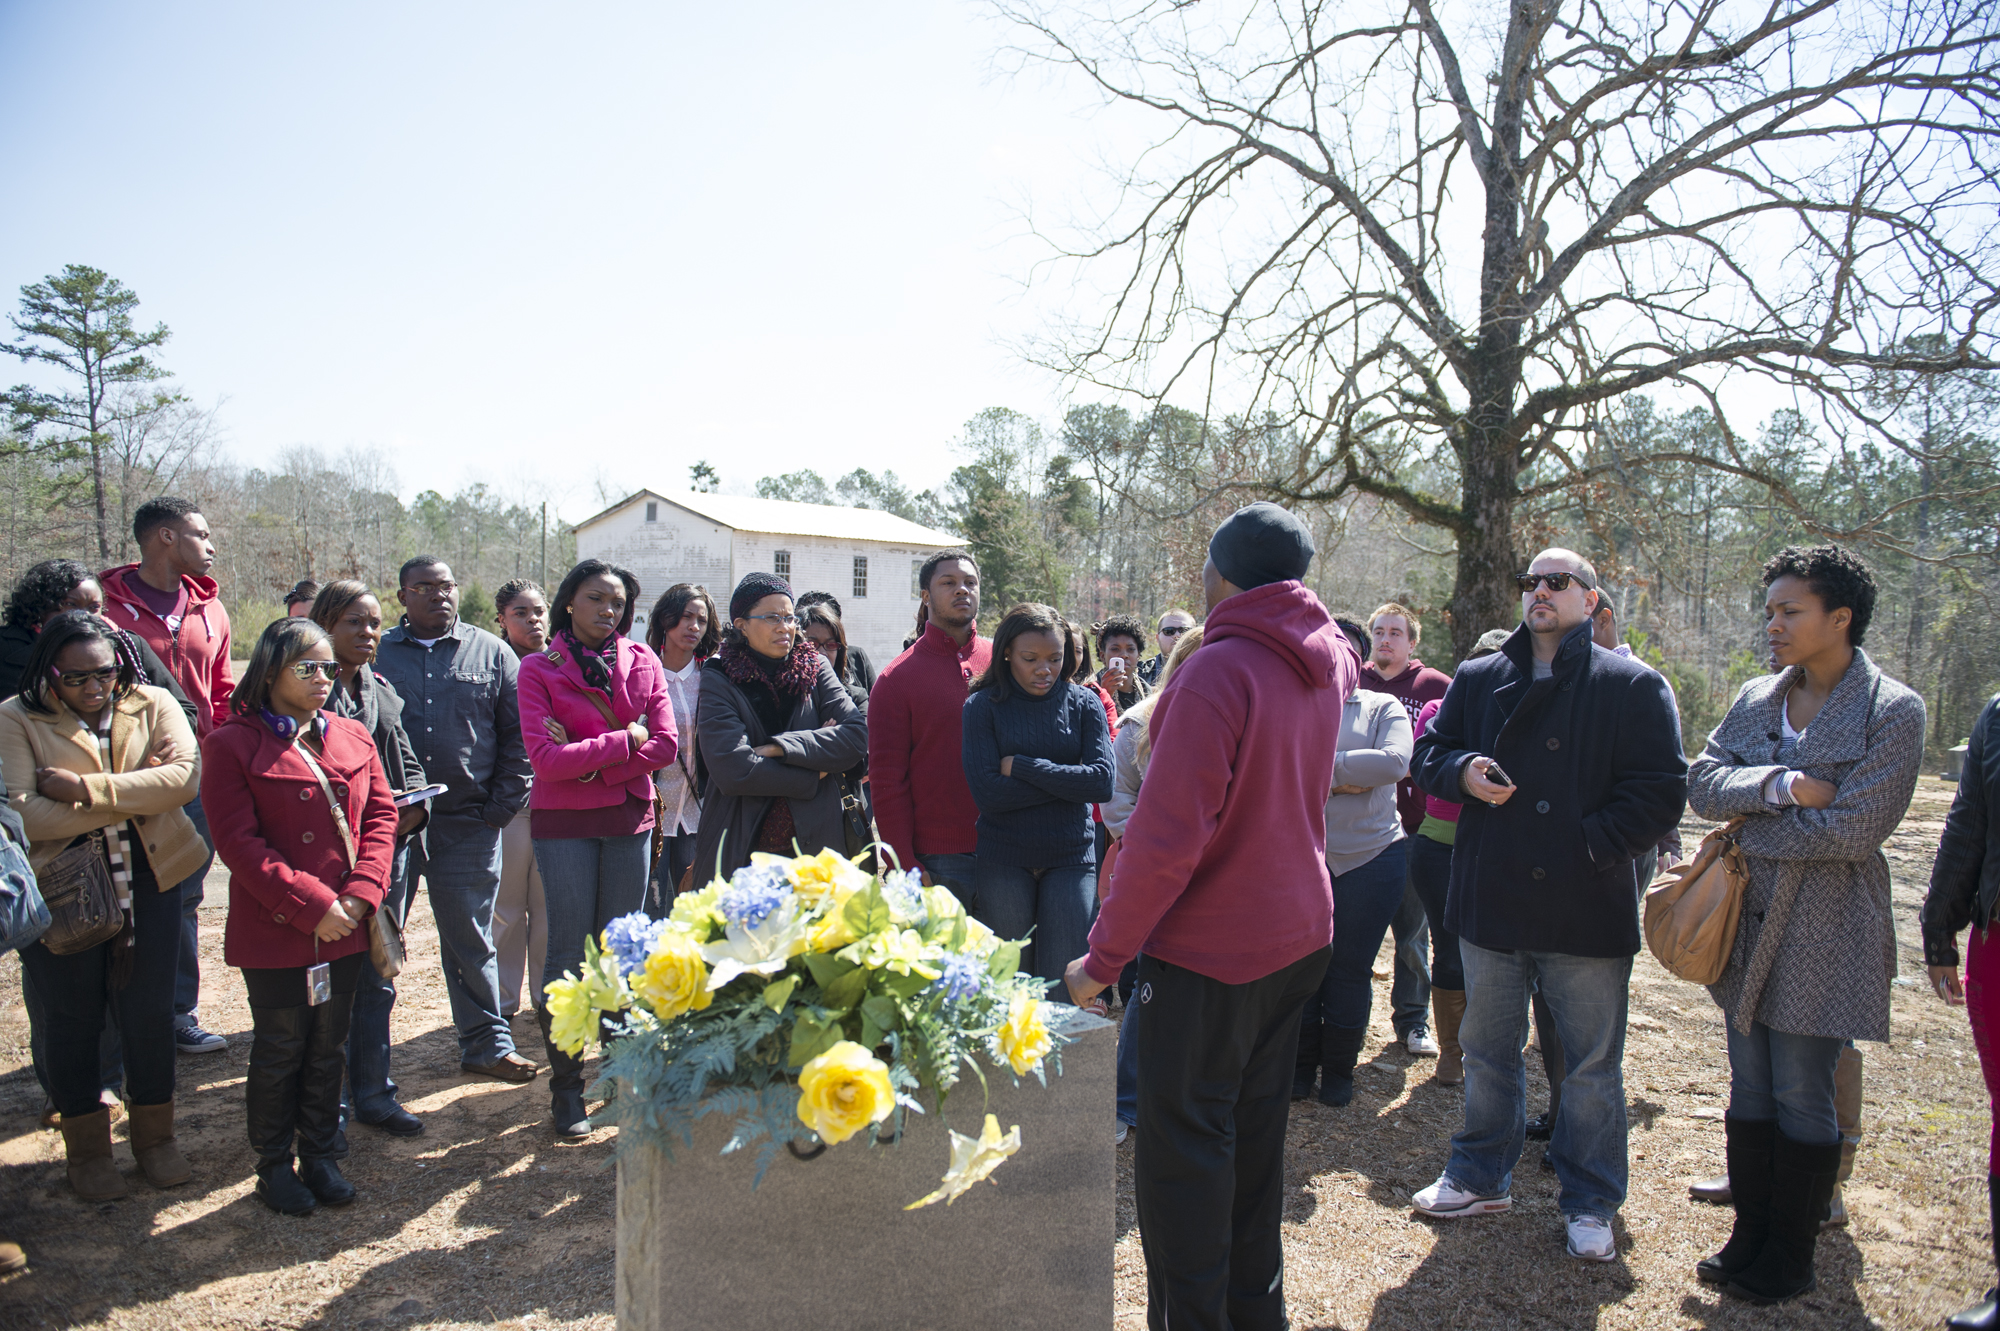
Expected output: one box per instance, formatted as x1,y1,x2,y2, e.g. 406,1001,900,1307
201,711,395,969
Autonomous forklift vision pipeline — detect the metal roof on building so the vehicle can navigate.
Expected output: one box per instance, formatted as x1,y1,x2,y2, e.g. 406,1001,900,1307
577,489,962,547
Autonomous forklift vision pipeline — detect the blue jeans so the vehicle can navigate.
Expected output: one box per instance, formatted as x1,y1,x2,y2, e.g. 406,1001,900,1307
1726,1020,1844,1145
1453,939,1632,1221
347,843,411,1120
970,859,1093,994
535,832,651,994
1390,880,1431,1035
409,817,514,1063
647,830,699,917
1302,840,1407,1035
918,852,978,913
1404,832,1465,989
173,792,215,1023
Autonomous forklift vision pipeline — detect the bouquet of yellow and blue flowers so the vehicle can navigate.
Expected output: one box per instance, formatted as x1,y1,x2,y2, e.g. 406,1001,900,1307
543,849,1062,1205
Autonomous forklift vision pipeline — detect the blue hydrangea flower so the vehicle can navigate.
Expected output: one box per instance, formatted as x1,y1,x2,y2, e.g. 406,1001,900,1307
718,863,794,930
602,913,666,976
881,869,928,927
929,952,986,1004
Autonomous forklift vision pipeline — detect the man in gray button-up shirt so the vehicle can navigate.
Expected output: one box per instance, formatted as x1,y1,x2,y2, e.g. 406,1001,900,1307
375,556,537,1080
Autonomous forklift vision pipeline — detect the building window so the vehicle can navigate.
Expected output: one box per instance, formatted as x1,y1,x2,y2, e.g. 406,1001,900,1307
911,559,923,598
774,550,791,578
852,555,869,599
644,501,657,522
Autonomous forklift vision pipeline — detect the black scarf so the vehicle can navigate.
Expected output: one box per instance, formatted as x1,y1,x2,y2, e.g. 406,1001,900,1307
717,634,819,736
560,627,618,696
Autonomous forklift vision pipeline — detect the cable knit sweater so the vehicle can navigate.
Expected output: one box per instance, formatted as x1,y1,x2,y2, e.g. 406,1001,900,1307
961,681,1114,868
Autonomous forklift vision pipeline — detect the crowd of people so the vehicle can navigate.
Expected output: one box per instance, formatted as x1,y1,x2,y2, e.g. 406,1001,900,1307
1,493,1997,1329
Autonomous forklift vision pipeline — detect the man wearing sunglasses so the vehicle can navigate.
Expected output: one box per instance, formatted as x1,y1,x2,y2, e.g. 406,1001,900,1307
1136,609,1196,688
1410,548,1686,1265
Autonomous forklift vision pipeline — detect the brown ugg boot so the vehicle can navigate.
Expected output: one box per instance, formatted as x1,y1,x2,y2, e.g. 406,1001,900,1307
59,1108,128,1201
1432,988,1466,1086
129,1101,193,1187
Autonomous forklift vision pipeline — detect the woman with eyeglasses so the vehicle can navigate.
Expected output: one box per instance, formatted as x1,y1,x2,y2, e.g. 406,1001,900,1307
644,582,719,908
692,573,867,882
202,617,396,1214
0,611,204,1200
310,580,429,1140
518,558,678,1136
492,579,551,1018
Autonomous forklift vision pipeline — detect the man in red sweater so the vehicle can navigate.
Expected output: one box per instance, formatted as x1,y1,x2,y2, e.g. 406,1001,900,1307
100,496,235,1057
1360,602,1453,1057
1067,502,1355,1331
866,550,989,905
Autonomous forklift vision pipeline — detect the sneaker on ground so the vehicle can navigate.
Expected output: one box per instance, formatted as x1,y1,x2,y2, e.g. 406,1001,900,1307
1114,1121,1129,1146
175,1022,227,1054
1566,1214,1616,1262
1402,1026,1440,1057
1412,1174,1511,1218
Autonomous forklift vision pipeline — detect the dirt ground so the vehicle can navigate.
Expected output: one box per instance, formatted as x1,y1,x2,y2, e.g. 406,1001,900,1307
0,776,1992,1329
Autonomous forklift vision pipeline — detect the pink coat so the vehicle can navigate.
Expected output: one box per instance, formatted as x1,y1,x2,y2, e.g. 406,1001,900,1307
518,635,678,810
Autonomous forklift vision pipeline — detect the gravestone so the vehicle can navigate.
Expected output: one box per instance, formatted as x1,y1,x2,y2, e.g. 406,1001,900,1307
615,1008,1116,1331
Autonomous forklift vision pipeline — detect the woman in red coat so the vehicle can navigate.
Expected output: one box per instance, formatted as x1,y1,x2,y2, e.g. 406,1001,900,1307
202,617,394,1215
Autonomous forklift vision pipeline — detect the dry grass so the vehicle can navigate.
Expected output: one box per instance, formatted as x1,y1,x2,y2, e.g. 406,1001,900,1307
0,777,1992,1329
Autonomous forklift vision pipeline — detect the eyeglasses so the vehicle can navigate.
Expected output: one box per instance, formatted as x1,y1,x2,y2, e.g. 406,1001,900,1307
52,666,120,689
1159,625,1188,638
289,660,340,681
744,614,800,628
406,580,457,597
1515,572,1594,594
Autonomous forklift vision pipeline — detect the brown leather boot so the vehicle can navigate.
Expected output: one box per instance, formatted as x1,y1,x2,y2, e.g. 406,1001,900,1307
129,1101,193,1187
58,1108,128,1201
1431,988,1466,1085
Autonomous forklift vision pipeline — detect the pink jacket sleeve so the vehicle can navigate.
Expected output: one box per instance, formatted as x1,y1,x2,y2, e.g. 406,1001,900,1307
596,654,678,787
519,656,635,781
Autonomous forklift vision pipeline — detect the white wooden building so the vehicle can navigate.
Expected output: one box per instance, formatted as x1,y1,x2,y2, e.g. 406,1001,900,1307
573,489,964,666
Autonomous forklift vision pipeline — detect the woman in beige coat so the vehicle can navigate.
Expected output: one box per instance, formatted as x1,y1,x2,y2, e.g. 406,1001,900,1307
0,611,203,1199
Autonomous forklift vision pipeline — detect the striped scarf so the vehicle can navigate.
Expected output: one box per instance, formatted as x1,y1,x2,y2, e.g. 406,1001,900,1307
90,708,138,970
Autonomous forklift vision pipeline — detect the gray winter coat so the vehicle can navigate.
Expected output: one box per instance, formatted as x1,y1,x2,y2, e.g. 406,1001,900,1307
692,652,867,881
1687,649,1925,1040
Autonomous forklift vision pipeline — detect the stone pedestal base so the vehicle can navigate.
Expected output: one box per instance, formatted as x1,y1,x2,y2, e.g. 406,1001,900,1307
615,1009,1116,1331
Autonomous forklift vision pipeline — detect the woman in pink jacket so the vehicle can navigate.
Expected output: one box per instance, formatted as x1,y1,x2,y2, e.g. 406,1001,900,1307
517,559,676,1134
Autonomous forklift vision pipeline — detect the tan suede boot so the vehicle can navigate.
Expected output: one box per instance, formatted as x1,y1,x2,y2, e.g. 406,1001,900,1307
0,1239,25,1273
129,1101,193,1188
59,1108,128,1201
1432,988,1466,1085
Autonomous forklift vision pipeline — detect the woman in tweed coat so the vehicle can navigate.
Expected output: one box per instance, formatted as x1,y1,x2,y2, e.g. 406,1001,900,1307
1687,545,1925,1305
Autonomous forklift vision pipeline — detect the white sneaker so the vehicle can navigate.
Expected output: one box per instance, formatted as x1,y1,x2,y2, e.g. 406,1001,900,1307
1566,1214,1616,1262
1114,1121,1129,1146
1412,1174,1511,1217
1402,1026,1440,1057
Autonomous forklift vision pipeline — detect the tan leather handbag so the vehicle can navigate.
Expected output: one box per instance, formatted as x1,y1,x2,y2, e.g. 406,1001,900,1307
1643,815,1750,985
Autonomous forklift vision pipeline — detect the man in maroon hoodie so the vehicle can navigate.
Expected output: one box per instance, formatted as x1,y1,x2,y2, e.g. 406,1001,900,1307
866,550,990,904
1067,501,1356,1331
101,496,235,1056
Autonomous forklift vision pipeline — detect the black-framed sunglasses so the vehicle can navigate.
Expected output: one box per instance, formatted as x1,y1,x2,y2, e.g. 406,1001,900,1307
289,660,340,681
1158,625,1188,638
1515,571,1594,593
51,665,120,689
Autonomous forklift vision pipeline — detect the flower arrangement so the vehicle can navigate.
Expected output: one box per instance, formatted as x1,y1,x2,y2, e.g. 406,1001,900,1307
542,848,1064,1205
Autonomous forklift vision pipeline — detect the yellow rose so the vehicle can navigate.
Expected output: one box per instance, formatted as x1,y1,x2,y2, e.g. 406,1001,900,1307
960,916,998,957
631,928,714,1021
775,848,872,904
795,1040,896,1145
996,994,1053,1076
808,906,858,953
544,975,598,1056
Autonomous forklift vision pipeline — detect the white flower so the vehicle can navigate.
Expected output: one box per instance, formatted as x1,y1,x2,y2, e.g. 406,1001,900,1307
699,897,812,989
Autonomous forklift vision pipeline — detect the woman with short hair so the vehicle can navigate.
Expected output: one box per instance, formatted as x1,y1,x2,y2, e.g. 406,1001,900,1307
0,611,203,1199
1688,545,1924,1304
310,579,428,1139
204,617,396,1214
492,579,552,1017
519,559,678,1135
962,602,1115,993
1094,614,1151,719
645,582,718,907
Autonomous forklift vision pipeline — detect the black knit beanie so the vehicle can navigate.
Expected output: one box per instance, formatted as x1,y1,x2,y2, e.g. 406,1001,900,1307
1208,501,1315,590
729,571,795,622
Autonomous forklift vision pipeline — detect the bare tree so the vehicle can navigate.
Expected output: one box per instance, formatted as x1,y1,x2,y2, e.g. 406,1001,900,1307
1001,0,2000,654
104,389,223,563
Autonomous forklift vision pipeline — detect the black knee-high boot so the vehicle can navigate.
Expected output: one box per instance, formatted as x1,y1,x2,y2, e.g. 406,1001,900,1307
1318,1024,1368,1108
296,993,357,1206
1724,1130,1842,1304
1947,1174,2000,1329
537,1008,591,1137
1697,1117,1776,1283
247,1005,316,1215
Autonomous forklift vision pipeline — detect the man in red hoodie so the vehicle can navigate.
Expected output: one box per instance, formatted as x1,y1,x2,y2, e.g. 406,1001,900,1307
101,496,235,1056
867,550,989,904
1067,501,1356,1331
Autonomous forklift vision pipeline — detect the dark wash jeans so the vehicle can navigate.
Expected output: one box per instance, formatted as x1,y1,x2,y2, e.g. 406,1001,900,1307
970,859,1094,996
347,842,411,1121
22,873,182,1117
917,852,978,913
1134,946,1330,1331
1404,832,1465,989
1302,839,1407,1036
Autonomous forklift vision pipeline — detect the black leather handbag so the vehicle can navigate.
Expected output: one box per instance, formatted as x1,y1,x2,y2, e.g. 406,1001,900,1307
35,831,123,955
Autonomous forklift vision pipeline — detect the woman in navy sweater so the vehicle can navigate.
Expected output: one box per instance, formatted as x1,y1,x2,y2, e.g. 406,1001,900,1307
962,603,1115,993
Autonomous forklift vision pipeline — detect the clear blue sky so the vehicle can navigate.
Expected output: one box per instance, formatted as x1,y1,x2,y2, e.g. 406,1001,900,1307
0,2,1110,519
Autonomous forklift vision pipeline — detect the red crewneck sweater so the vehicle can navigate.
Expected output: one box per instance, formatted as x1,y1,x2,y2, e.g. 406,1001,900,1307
867,621,991,873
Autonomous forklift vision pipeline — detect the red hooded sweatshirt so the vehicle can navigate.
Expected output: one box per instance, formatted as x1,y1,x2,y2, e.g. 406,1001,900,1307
1084,580,1357,987
100,564,235,736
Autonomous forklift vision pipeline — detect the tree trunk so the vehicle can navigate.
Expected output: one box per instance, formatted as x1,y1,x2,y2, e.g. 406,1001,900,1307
88,434,110,566
1449,430,1519,662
